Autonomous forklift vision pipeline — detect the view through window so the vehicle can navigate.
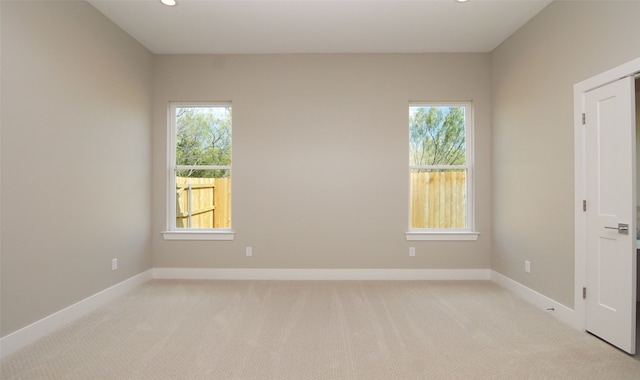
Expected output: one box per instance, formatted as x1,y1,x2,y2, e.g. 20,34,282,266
171,104,231,230
409,104,472,230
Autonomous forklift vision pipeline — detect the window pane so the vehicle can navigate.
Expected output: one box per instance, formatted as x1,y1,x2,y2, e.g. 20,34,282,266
176,106,231,167
175,169,230,229
409,106,466,166
410,169,466,229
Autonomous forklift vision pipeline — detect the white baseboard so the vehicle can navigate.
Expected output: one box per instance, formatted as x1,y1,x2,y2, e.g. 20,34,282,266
490,270,580,330
0,270,153,359
152,267,492,281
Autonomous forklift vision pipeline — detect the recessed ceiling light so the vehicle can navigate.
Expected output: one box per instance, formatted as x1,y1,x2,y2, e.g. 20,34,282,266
161,0,177,6
456,0,470,3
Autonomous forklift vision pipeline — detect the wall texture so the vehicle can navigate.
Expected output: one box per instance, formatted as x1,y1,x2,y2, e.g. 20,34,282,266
152,54,492,270
491,1,640,308
0,1,153,336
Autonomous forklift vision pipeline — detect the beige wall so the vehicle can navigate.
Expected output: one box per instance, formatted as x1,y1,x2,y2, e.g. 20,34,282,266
6,0,638,341
0,1,153,336
636,79,639,302
491,1,640,307
152,54,492,269
636,79,640,228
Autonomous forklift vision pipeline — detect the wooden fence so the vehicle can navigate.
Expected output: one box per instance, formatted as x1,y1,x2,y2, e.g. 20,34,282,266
177,172,464,230
410,171,466,229
176,177,230,228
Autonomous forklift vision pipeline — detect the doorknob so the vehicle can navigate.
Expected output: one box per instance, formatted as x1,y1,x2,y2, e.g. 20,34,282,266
604,223,629,234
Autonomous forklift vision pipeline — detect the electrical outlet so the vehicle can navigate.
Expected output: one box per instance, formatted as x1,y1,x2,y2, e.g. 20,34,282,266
409,247,416,257
525,260,531,273
246,247,252,257
112,258,118,271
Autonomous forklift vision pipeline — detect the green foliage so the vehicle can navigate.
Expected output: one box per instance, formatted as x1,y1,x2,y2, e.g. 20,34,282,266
410,106,466,166
176,106,231,178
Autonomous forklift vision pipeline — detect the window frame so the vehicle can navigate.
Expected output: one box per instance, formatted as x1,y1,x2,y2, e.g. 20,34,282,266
161,101,235,241
406,101,479,241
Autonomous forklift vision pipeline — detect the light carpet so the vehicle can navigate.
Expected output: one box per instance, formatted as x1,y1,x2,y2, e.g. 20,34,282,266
2,280,640,379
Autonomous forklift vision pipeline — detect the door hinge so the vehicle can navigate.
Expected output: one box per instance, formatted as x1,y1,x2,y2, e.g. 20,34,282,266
582,113,586,125
583,200,587,212
583,287,587,299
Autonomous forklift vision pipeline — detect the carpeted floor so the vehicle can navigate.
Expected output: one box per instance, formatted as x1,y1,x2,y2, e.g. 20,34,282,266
2,280,640,379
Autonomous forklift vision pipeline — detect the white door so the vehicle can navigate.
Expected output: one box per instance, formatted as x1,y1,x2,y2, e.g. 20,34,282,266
585,76,637,354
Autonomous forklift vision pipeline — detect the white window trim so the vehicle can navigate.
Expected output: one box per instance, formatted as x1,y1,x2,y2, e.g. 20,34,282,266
161,102,235,241
405,231,480,241
162,230,235,241
406,102,478,241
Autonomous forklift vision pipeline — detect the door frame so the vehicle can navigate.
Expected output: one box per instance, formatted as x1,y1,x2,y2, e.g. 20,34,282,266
574,56,640,332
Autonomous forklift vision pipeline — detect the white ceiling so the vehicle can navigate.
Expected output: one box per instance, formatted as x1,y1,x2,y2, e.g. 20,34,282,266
87,0,553,54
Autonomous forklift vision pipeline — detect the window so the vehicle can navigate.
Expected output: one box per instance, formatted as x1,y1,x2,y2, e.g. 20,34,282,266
406,103,478,241
162,103,234,240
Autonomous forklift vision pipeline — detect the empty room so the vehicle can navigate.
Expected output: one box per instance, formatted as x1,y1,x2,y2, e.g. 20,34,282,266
2,0,640,378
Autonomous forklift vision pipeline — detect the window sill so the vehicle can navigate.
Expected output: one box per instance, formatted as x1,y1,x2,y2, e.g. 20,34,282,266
161,230,235,241
405,231,480,241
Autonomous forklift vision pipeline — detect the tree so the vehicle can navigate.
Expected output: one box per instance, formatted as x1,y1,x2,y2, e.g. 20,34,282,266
409,106,465,166
176,106,231,178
